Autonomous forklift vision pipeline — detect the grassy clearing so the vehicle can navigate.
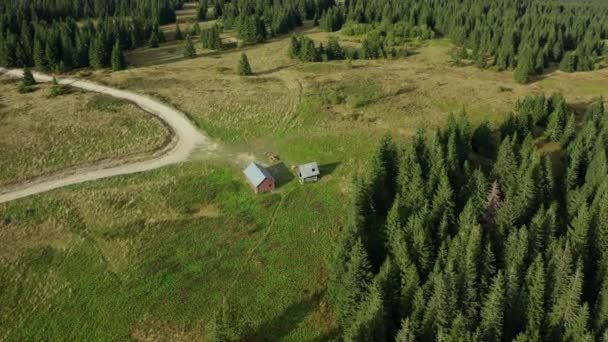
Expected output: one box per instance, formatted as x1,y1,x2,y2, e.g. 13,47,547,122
3,20,608,340
89,21,608,152
0,78,169,186
0,160,347,340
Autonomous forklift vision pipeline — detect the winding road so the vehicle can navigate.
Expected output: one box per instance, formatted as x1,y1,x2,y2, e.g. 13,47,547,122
0,68,216,204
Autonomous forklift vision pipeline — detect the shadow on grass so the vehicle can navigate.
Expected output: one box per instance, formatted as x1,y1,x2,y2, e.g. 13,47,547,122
319,162,341,178
528,65,562,84
570,100,595,115
255,63,298,76
242,291,333,341
268,163,295,189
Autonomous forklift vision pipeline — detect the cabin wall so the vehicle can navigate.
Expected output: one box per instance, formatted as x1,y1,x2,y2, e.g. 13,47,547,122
257,178,275,193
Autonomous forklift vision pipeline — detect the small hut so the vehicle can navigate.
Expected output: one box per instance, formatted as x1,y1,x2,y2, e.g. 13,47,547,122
297,162,320,183
243,162,275,194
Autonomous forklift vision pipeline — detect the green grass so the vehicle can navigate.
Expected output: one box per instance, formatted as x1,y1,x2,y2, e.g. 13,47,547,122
85,94,131,112
317,77,383,109
0,161,344,340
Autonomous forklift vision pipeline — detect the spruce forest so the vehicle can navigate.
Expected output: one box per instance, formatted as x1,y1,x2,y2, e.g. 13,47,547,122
329,95,608,341
1,0,607,79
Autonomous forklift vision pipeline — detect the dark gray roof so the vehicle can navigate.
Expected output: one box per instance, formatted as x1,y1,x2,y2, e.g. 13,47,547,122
244,162,274,187
298,162,320,178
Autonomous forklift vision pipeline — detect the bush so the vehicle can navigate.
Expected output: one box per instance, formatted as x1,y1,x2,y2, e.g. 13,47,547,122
18,84,35,94
49,77,70,97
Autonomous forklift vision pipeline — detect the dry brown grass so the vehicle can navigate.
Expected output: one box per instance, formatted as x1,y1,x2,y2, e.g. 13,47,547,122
0,78,170,186
87,24,607,152
91,37,296,142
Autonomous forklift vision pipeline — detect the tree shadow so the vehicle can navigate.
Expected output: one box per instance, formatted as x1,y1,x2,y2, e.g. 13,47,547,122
267,162,295,188
255,63,297,76
569,100,595,116
528,65,561,84
126,41,188,68
242,291,327,341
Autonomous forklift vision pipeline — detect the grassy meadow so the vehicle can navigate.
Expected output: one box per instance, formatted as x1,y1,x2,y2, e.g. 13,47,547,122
0,160,346,340
87,22,608,158
0,79,169,187
1,15,607,341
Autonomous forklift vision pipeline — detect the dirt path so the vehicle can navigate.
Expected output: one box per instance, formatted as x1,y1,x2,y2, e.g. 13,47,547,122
0,68,217,204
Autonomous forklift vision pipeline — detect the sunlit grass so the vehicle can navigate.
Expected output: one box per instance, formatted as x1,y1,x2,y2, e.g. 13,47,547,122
0,80,169,186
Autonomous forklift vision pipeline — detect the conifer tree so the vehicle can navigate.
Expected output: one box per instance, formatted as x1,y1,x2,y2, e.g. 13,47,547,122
346,259,399,341
197,0,209,21
326,36,345,60
492,137,517,192
22,67,36,87
288,35,301,59
548,263,589,340
560,52,577,72
33,39,46,70
463,222,482,319
213,0,223,18
547,103,567,142
514,58,532,84
344,283,386,342
595,270,608,333
45,35,61,71
89,37,104,69
481,242,497,293
19,66,36,93
329,219,360,309
524,255,546,339
191,22,201,36
334,239,373,329
237,15,267,43
504,228,529,335
149,30,160,48
183,35,196,59
422,272,457,339
528,205,556,255
111,40,126,71
237,52,252,76
479,271,505,342
568,204,590,267
596,194,608,262
201,25,222,49
561,112,576,146
396,319,416,342
407,215,433,276
369,134,398,216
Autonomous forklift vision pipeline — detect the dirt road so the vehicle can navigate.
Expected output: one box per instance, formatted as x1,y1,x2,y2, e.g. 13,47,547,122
0,68,217,204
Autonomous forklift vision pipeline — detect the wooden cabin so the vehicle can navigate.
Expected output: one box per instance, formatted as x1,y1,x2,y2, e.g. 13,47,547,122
243,162,276,194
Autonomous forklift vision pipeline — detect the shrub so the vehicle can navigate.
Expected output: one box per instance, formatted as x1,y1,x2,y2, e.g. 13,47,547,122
237,53,252,76
49,77,70,97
